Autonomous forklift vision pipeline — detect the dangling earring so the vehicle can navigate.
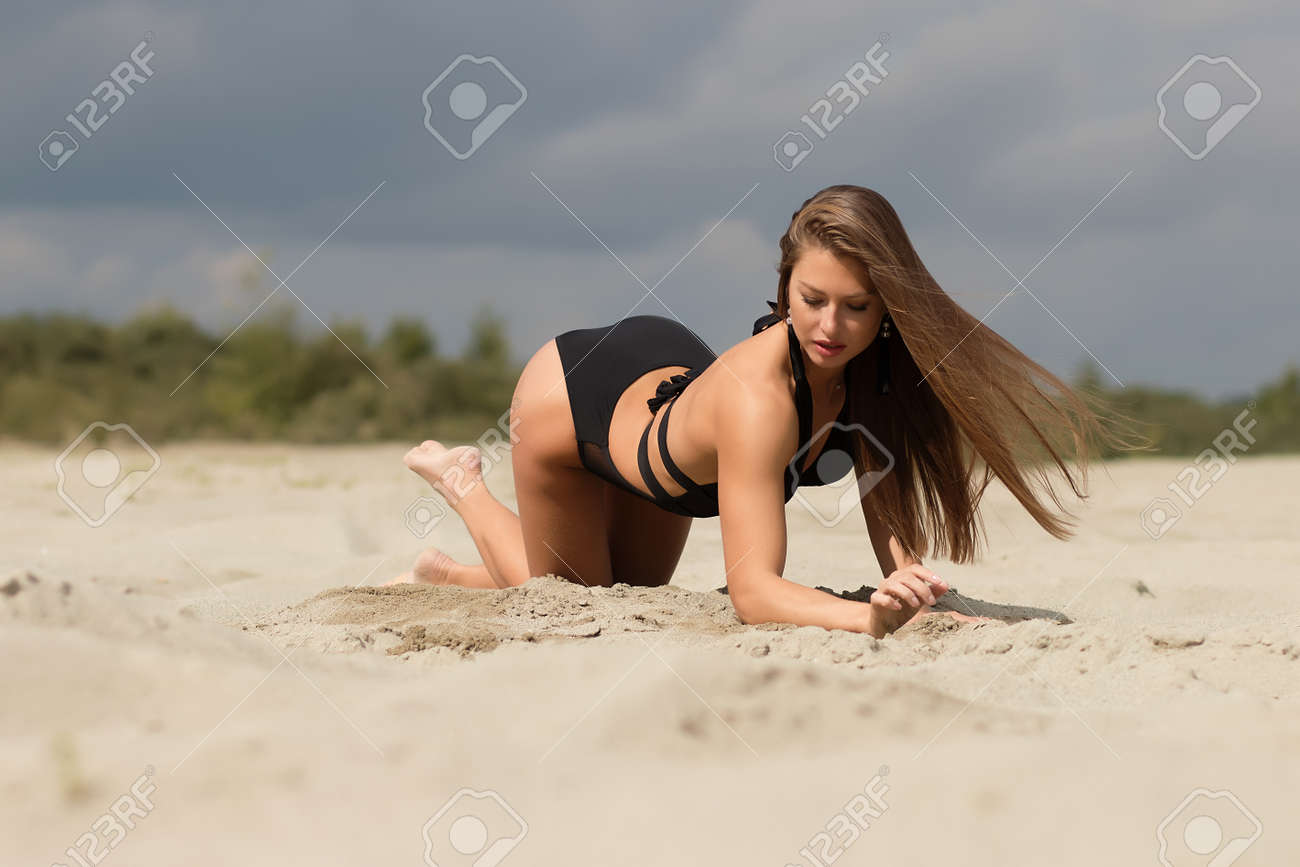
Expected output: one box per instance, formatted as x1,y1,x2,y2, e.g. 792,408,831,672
876,313,893,395
785,314,792,324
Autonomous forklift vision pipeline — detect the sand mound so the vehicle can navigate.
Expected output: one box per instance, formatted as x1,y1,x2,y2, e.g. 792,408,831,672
252,574,750,659
248,574,1044,663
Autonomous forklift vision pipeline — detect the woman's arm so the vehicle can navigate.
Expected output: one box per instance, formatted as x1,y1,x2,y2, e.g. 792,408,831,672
863,496,920,577
861,493,960,632
715,381,876,634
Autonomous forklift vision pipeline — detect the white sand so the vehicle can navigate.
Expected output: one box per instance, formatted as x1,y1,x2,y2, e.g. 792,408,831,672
3,441,1296,865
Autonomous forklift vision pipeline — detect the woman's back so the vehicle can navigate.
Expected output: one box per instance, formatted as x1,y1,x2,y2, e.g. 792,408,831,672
597,311,850,516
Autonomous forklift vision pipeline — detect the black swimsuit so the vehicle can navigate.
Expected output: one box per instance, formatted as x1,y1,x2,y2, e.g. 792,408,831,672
553,303,855,518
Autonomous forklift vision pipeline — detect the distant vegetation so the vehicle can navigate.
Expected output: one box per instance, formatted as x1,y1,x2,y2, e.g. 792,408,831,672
1,307,1296,455
1072,360,1299,457
0,304,518,445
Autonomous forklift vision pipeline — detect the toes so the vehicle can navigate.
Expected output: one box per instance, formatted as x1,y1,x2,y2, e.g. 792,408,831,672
413,548,456,584
413,547,441,574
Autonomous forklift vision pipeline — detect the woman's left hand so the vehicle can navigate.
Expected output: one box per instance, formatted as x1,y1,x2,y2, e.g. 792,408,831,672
869,563,947,612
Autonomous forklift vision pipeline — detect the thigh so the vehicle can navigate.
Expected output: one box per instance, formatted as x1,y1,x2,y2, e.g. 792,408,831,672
603,482,693,587
511,339,615,587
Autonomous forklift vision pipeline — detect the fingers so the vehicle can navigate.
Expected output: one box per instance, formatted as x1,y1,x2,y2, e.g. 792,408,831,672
871,559,953,612
896,573,934,607
886,538,949,598
873,575,925,609
902,564,948,597
870,588,903,611
872,573,947,610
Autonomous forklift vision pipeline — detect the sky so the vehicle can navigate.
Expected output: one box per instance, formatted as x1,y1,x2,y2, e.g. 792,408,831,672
2,0,1296,400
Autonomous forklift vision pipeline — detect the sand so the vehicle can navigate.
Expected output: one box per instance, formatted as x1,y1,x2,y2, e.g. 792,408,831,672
2,441,1296,865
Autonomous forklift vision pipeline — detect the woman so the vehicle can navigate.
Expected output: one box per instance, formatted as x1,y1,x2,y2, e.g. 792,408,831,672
390,184,1143,638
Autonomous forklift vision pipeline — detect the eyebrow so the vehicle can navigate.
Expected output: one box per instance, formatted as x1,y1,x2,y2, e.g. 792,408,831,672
798,280,873,299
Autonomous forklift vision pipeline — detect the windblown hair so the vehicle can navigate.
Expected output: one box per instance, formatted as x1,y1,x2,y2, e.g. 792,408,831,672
774,185,1150,564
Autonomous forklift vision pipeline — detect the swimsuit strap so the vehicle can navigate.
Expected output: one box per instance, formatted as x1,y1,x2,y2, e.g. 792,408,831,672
637,390,713,504
632,301,818,506
753,300,813,448
751,301,816,478
636,413,677,504
751,299,782,335
655,394,708,493
783,320,814,454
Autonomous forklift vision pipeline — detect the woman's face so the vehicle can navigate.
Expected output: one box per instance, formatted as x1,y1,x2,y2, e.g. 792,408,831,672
786,246,885,371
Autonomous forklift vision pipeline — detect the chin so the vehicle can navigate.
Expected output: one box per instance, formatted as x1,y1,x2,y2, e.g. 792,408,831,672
806,350,856,369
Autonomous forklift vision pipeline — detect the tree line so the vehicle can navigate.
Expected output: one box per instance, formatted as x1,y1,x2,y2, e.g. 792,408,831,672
1,306,1296,455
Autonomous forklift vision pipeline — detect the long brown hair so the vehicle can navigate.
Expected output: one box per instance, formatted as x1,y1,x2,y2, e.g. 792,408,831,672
774,185,1150,564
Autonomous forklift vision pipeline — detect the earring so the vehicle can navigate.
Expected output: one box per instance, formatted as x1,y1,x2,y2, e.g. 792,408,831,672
876,313,893,395
785,314,792,324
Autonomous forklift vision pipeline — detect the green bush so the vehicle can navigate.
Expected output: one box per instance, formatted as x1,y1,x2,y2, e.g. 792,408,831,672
0,304,518,445
1071,359,1296,457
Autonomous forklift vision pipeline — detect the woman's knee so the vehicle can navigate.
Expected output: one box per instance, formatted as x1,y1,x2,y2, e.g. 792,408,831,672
604,487,691,587
515,463,614,586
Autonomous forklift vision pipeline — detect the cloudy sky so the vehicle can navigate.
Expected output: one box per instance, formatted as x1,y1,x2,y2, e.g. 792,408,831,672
3,0,1294,399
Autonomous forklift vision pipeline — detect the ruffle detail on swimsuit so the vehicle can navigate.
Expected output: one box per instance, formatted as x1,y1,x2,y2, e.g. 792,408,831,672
647,368,705,413
646,300,779,415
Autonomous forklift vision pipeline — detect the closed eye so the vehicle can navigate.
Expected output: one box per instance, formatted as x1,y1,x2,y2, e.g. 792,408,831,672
802,296,869,312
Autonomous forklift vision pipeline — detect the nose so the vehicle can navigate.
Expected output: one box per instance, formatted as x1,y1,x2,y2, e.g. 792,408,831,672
820,309,845,342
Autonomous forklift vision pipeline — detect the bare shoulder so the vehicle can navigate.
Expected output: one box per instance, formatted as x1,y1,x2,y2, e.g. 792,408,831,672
701,325,798,451
656,321,799,486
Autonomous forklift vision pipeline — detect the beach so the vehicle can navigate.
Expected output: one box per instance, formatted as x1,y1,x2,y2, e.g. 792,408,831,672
3,441,1296,865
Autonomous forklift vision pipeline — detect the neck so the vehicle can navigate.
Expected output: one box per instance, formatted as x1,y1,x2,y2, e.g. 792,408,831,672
802,358,846,402
783,321,846,402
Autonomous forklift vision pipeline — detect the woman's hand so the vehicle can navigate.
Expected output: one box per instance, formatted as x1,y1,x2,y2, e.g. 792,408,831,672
863,564,996,637
862,564,950,638
872,563,948,611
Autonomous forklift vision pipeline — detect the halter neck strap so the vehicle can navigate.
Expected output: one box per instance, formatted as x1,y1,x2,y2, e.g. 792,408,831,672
784,320,813,452
751,299,782,336
753,299,812,449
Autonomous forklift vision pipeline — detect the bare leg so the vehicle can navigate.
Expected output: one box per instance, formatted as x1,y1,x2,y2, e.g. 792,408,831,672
399,440,530,588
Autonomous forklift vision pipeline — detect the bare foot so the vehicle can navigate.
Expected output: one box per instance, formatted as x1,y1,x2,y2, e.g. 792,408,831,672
403,440,484,506
383,547,457,586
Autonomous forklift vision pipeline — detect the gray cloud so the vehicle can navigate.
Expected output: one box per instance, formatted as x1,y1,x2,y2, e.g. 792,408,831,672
1,0,1295,399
